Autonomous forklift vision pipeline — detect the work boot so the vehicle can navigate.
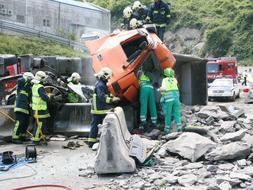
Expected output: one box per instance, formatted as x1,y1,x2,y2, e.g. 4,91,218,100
164,127,171,135
12,139,23,144
19,136,31,142
176,126,183,132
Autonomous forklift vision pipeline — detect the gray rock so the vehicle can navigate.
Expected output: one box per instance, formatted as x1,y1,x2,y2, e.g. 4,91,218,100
240,166,253,177
178,174,197,186
216,175,241,186
230,172,251,181
218,163,234,171
198,106,230,120
218,181,232,190
155,147,168,158
131,181,145,189
162,132,180,141
182,162,203,170
153,179,167,186
165,132,216,162
237,159,247,167
207,165,218,172
164,174,178,184
220,129,247,142
144,129,161,140
242,134,253,146
206,186,220,190
220,121,236,133
205,142,251,161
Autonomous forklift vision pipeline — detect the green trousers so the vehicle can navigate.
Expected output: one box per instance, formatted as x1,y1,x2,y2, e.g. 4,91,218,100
162,91,182,133
139,84,157,125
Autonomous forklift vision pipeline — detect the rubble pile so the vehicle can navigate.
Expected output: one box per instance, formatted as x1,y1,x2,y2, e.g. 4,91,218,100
104,105,253,190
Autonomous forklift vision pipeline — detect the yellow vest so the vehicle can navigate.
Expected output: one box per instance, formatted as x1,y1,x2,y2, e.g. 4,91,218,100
32,83,47,111
163,77,178,91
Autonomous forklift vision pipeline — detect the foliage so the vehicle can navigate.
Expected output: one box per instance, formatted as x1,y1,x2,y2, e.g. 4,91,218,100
84,0,253,64
0,33,85,57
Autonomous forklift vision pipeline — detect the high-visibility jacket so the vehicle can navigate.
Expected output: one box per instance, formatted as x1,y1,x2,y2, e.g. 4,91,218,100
139,73,152,86
147,0,170,27
161,77,179,101
14,77,31,114
91,79,112,115
32,83,50,118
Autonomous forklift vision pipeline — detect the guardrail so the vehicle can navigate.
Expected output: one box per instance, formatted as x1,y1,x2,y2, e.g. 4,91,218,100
0,19,88,52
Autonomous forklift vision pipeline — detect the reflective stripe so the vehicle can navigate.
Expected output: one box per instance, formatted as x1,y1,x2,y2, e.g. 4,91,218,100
33,113,50,119
106,95,111,103
91,94,111,115
12,120,20,139
167,15,171,18
14,107,29,114
32,121,42,142
20,90,28,96
156,23,166,27
141,84,153,89
88,138,97,143
153,10,159,14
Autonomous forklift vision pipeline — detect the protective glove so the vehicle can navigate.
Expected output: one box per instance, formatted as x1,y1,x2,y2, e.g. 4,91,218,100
112,97,120,102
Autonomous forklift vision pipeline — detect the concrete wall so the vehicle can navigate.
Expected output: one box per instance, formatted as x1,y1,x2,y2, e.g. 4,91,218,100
0,0,110,38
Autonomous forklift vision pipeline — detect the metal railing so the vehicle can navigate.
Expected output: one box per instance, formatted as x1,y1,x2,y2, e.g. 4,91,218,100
0,19,89,52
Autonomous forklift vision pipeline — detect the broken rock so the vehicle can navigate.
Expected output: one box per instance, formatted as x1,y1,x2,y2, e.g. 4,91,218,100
220,129,247,142
178,174,197,186
205,142,251,161
165,132,216,162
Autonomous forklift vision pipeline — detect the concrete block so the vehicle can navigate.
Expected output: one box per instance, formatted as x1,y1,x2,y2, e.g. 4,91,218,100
94,108,136,174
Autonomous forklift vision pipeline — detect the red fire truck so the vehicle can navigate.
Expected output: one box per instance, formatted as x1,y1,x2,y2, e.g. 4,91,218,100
207,57,237,83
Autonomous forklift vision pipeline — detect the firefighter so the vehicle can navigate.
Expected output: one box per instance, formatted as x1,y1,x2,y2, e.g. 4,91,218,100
31,71,50,145
88,67,120,148
160,68,182,134
138,69,157,132
129,18,142,29
67,72,81,103
132,1,149,24
12,72,34,144
146,0,171,41
123,6,133,30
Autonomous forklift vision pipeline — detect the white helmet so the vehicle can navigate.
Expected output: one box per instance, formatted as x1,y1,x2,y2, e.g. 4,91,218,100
70,72,81,83
34,71,47,82
94,67,113,79
130,18,139,29
23,72,34,81
123,6,133,19
132,1,143,10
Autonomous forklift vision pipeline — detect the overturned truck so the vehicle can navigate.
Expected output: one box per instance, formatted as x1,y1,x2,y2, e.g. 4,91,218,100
0,27,207,135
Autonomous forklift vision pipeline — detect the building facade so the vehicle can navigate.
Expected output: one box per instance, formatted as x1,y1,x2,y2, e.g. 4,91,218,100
0,0,110,38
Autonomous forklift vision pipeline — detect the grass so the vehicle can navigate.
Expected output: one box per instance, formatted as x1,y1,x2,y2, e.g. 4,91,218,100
0,33,85,57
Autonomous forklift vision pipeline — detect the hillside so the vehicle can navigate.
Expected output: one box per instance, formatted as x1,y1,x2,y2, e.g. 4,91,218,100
0,33,85,57
85,0,253,65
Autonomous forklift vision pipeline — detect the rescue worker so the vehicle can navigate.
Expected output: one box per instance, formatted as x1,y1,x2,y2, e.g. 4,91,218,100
138,69,157,132
242,70,248,86
132,1,149,24
129,18,142,29
12,72,34,144
88,67,120,148
67,72,81,103
146,0,171,41
123,6,133,30
160,68,182,134
31,71,50,145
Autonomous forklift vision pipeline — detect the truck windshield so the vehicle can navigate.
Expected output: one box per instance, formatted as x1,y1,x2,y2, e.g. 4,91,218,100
208,63,220,74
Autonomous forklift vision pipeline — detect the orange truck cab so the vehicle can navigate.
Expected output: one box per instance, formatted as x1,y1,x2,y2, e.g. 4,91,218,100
85,27,176,102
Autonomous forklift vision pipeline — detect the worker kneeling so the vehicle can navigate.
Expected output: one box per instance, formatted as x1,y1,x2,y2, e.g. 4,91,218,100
160,68,182,134
88,67,120,148
31,71,51,145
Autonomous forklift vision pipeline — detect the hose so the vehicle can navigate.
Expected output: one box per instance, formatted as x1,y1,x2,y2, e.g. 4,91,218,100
12,184,73,190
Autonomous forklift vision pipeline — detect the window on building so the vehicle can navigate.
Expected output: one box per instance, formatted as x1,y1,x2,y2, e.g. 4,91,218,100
16,15,25,23
43,19,50,27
